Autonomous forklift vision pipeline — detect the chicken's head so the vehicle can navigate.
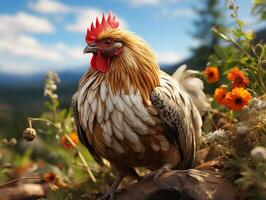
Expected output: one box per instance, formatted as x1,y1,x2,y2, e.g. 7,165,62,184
84,12,160,104
84,13,123,73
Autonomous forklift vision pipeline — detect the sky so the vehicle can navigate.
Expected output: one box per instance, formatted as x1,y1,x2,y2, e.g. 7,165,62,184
0,0,262,75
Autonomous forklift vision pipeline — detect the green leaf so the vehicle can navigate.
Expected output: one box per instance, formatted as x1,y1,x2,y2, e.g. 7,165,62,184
253,0,265,4
44,102,53,110
232,28,244,38
214,45,226,59
53,99,60,109
41,189,83,200
59,109,67,121
236,19,245,29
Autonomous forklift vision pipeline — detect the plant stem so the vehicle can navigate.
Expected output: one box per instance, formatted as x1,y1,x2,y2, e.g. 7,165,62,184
0,177,47,188
28,117,58,129
52,99,58,123
210,109,237,123
258,56,266,93
64,134,96,182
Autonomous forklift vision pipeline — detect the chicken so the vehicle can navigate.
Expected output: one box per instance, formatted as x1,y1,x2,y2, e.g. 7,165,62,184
72,13,209,200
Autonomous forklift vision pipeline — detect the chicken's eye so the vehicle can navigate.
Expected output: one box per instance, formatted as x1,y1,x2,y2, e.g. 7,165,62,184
105,40,112,45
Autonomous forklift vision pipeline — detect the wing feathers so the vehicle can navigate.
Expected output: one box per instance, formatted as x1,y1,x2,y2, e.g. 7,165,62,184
72,93,103,166
151,73,202,169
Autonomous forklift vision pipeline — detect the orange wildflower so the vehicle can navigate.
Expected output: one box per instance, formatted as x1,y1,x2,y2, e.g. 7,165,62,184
203,66,220,83
60,132,79,149
225,87,252,111
43,172,56,182
227,67,249,88
214,86,228,105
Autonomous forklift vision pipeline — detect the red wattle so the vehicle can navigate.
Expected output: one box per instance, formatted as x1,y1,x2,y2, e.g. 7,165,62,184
90,54,97,71
90,51,110,73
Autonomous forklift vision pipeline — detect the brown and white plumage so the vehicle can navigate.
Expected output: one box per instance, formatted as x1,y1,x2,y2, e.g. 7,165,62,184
72,14,208,199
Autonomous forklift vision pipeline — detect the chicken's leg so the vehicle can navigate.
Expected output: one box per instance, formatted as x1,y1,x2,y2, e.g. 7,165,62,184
98,171,126,200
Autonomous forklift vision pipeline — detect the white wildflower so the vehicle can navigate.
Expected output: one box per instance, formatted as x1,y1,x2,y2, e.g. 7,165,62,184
8,138,17,146
251,146,266,161
205,129,227,143
46,71,60,83
249,98,266,111
236,123,249,134
44,71,60,100
50,94,58,100
50,84,57,91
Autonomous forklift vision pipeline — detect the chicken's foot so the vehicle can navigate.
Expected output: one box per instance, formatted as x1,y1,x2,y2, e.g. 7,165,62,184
153,163,175,185
97,171,126,200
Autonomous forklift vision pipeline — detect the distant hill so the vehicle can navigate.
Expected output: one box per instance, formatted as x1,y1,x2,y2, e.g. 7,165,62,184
0,65,177,87
0,68,86,86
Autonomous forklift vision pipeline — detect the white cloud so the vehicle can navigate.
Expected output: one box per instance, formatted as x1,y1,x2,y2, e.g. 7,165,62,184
28,0,128,33
130,0,160,6
0,34,88,74
0,11,87,74
118,0,181,7
28,0,70,14
155,51,182,65
66,9,128,33
0,12,54,35
160,7,195,18
0,34,62,61
172,8,195,17
65,8,102,33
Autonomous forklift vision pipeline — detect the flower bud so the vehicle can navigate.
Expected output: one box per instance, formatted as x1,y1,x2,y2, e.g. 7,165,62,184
228,4,234,9
23,128,37,141
51,94,58,99
251,146,266,161
261,60,266,68
254,44,264,57
8,138,17,146
1,139,8,145
50,84,57,90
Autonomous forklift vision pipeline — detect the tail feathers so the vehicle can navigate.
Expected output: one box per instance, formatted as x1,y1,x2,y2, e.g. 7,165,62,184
172,65,210,115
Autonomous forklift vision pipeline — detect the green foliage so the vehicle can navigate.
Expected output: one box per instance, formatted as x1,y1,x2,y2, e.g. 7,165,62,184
0,138,18,183
39,189,84,200
208,0,266,95
252,0,266,20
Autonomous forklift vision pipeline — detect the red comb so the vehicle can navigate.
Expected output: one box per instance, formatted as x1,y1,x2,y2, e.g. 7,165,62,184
86,13,119,44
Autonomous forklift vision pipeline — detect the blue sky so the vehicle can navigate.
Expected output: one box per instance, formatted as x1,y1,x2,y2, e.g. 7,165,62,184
0,0,262,75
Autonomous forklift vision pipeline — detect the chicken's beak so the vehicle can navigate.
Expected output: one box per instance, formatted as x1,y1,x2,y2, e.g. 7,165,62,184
83,43,98,54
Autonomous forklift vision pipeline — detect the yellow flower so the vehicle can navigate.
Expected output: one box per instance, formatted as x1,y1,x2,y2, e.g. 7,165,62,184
246,31,255,41
214,86,228,105
203,66,220,83
60,132,79,149
225,87,252,111
227,67,249,88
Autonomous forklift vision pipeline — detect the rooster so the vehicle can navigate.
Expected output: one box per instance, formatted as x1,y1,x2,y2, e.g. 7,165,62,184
72,13,209,200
